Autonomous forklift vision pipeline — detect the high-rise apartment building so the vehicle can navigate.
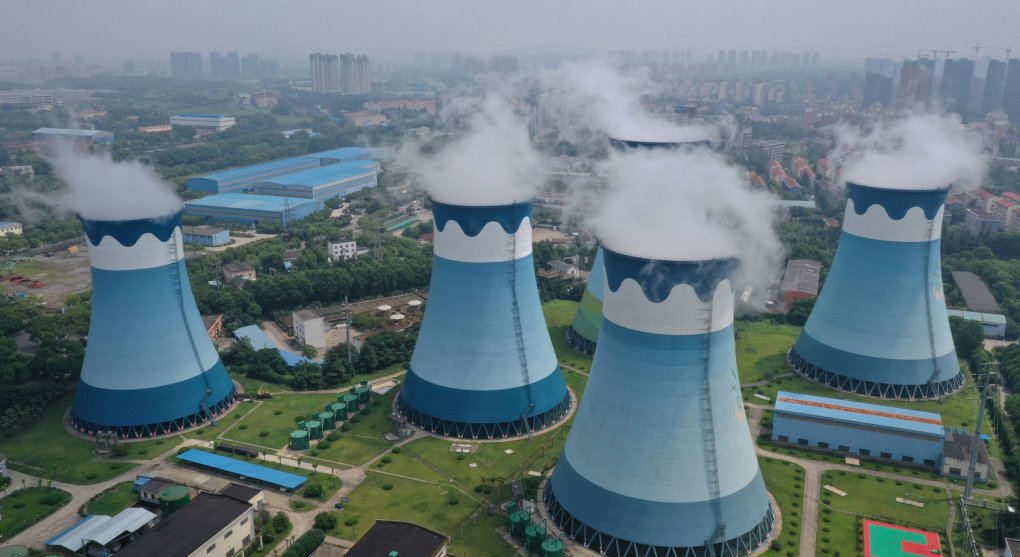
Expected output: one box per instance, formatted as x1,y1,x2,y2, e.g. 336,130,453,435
939,58,975,116
241,53,261,80
170,52,203,80
310,53,341,93
1004,59,1020,122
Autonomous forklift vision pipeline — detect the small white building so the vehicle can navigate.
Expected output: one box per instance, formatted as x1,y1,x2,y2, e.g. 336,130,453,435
293,309,326,351
328,240,358,262
169,114,236,131
0,221,23,236
0,453,8,478
549,260,580,278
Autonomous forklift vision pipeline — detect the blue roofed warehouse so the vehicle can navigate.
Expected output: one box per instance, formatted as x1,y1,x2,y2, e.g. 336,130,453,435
184,194,319,226
251,159,380,201
177,449,306,491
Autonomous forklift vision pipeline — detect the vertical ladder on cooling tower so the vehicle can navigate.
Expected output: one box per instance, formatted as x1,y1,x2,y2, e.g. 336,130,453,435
167,237,216,424
921,217,941,392
699,302,726,552
506,228,535,436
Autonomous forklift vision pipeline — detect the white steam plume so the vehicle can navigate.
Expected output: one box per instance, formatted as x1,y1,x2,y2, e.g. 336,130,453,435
402,94,545,206
43,143,182,220
589,148,783,293
830,112,988,190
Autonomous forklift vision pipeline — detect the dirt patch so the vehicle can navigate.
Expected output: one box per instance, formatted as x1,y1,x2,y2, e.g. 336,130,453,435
2,249,91,306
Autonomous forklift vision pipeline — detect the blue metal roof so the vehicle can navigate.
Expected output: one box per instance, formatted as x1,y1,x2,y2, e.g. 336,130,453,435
174,113,228,118
306,147,377,161
177,449,306,489
774,390,945,436
233,325,320,366
186,193,317,212
33,127,108,136
259,160,378,187
198,157,320,182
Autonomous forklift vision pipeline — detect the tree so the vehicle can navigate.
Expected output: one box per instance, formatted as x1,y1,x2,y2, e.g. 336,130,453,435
272,511,291,534
949,316,984,360
786,298,816,326
301,344,319,359
313,511,337,531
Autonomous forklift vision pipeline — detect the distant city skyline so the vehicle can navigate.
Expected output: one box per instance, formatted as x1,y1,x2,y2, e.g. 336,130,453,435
3,0,1018,65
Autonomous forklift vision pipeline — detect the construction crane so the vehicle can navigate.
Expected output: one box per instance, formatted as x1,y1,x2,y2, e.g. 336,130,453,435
1005,47,1013,61
942,48,957,60
973,44,994,59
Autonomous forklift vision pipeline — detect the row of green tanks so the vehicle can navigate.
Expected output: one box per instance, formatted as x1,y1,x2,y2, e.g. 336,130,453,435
289,382,372,450
506,502,564,557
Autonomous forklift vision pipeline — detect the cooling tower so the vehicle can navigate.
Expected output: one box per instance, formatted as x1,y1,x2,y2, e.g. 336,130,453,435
546,245,773,557
789,183,963,399
566,137,711,354
72,211,235,437
397,200,571,438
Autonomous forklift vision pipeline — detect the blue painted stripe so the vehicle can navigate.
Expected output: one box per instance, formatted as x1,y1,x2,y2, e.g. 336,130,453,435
602,249,736,303
549,456,771,547
400,366,568,424
793,330,960,385
82,212,181,246
432,200,531,236
847,182,948,220
803,233,955,360
73,360,234,426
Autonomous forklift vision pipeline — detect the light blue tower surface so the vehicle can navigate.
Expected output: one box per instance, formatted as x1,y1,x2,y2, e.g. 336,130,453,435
72,212,235,437
398,200,570,438
547,248,772,556
790,183,962,399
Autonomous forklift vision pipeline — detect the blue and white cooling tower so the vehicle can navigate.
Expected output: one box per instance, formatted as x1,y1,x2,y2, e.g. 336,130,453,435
566,137,712,355
546,245,773,557
71,211,235,437
397,200,571,438
789,183,963,399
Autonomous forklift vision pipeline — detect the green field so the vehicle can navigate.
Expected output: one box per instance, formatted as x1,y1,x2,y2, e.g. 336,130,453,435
222,392,342,448
326,473,478,542
0,487,72,538
1,393,141,484
306,389,399,465
735,321,801,385
84,481,138,515
230,372,290,395
758,457,805,556
543,300,594,373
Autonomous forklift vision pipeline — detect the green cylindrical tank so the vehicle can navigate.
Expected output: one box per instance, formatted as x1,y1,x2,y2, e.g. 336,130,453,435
329,402,347,421
508,511,529,538
304,420,323,439
289,430,309,450
342,393,358,412
354,385,370,404
541,537,564,557
316,411,336,430
158,485,190,516
360,380,368,386
525,524,546,551
506,501,520,515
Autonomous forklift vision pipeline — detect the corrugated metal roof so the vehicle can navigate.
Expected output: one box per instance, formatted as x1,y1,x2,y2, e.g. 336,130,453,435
177,449,306,489
48,508,157,551
233,325,320,366
306,146,377,160
33,127,108,136
257,159,378,187
952,271,1001,313
946,309,1007,325
185,193,317,212
780,259,821,295
774,390,945,436
198,157,319,182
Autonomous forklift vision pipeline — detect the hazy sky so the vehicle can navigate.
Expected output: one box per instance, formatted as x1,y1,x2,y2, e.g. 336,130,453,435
4,0,1018,65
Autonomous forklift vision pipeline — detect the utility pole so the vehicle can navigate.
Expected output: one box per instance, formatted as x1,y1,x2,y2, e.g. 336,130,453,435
964,360,995,500
344,296,352,368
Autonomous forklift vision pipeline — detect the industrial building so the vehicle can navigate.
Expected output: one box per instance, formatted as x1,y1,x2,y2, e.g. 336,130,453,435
222,262,256,282
47,507,158,555
0,221,22,236
233,325,318,366
328,240,358,261
790,183,962,399
952,271,1001,313
779,259,821,310
32,127,114,144
169,114,236,131
181,225,230,246
184,193,320,226
946,309,1007,338
398,200,571,438
115,491,257,557
547,245,773,557
567,137,711,355
71,212,236,437
185,147,378,194
772,391,944,466
177,449,306,491
346,521,449,557
293,309,327,350
942,430,991,481
250,159,380,200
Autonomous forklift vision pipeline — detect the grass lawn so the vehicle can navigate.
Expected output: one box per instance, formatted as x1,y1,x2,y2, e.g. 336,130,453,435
375,448,451,483
310,389,399,466
222,393,341,448
326,473,478,542
84,481,138,515
0,487,72,538
112,436,183,459
758,457,805,557
816,470,950,557
449,510,516,557
230,372,289,395
1,393,138,484
543,300,594,373
735,321,800,385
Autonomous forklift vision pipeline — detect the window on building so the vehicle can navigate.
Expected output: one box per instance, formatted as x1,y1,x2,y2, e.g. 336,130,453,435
777,435,789,442
227,548,236,557
838,445,850,452
817,442,829,449
860,449,871,456
902,456,913,463
243,535,251,545
949,467,962,475
207,544,216,553
224,529,233,539
240,518,249,526
880,452,892,459
923,459,936,467
798,438,808,445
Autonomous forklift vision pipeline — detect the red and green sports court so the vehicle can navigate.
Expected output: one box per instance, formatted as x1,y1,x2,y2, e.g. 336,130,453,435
864,520,942,557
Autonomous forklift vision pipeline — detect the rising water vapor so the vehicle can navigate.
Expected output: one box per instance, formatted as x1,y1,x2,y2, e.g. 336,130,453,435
44,143,183,221
829,111,987,190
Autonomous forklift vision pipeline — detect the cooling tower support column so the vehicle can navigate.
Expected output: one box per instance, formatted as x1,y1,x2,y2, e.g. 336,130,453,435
789,183,963,399
72,212,235,438
545,247,773,557
397,200,571,439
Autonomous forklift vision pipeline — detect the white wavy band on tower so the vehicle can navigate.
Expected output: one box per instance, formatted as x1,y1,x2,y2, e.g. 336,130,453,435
433,218,533,263
603,279,734,335
842,199,944,243
87,228,185,271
